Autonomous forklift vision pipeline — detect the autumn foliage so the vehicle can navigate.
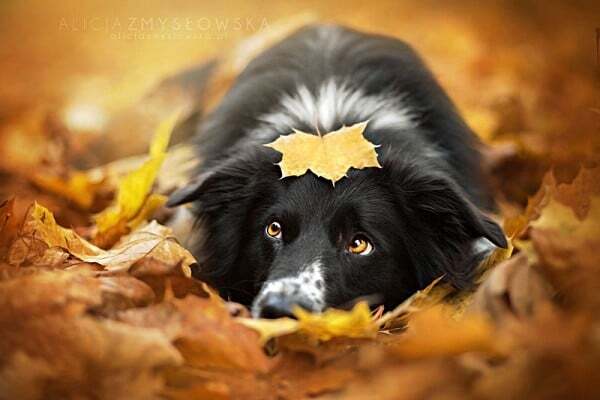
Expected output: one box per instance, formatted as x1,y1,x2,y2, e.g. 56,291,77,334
1,2,600,399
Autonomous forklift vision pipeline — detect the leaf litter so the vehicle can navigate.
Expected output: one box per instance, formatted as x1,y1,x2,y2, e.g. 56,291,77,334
1,10,600,400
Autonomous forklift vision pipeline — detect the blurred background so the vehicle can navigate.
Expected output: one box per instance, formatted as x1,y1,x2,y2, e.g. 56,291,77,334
0,0,598,222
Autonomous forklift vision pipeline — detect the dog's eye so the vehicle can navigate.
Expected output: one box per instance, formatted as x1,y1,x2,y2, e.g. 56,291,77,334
266,221,283,239
347,235,373,255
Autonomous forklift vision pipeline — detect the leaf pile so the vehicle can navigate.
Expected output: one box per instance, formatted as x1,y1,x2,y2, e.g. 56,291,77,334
2,160,600,399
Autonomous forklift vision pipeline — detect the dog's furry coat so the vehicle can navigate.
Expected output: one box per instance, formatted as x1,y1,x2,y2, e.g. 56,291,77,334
168,24,507,318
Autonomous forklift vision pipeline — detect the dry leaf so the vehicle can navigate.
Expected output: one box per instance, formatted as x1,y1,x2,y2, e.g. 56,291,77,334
470,253,554,321
265,121,381,184
94,112,178,246
294,301,378,341
236,317,299,346
377,276,447,330
238,302,378,344
390,305,496,359
86,220,195,277
30,170,105,209
8,202,195,278
119,295,270,372
0,199,19,259
0,269,182,399
8,202,103,267
530,197,600,239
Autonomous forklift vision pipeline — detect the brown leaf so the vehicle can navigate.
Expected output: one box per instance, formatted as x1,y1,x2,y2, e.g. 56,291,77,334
389,305,497,360
8,202,102,267
0,199,19,260
471,253,554,322
0,270,182,399
119,295,270,372
8,203,195,279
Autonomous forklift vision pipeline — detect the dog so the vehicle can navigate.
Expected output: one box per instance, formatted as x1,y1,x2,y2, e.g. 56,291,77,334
167,24,508,319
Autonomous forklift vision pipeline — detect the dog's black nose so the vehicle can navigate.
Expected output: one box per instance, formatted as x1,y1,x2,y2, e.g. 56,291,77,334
258,296,296,319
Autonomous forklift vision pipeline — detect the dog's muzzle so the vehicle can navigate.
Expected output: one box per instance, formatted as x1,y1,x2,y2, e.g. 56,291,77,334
251,260,327,318
252,291,315,319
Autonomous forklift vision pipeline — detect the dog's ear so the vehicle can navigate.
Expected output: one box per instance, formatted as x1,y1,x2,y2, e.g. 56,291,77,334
166,171,215,207
400,173,507,249
388,163,507,288
167,146,278,209
166,146,279,291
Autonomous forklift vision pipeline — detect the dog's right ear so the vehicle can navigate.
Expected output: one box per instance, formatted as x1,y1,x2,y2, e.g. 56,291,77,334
166,145,279,209
166,171,215,207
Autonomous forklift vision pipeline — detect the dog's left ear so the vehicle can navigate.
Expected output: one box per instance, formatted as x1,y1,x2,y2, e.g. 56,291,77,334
395,170,508,249
388,163,508,288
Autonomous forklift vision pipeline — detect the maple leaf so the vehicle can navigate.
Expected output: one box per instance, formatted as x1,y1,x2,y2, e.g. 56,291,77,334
237,302,378,344
8,202,103,267
8,202,195,279
389,305,496,359
236,317,299,346
265,121,381,184
30,170,106,210
93,112,179,246
294,301,378,341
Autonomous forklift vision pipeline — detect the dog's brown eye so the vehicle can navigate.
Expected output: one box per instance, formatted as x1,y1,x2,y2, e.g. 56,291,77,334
266,221,282,239
348,235,373,255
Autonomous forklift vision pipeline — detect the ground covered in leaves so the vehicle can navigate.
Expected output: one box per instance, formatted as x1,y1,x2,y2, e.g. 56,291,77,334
1,1,600,399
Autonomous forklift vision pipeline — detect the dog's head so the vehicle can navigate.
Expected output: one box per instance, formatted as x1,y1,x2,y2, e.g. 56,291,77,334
168,145,507,318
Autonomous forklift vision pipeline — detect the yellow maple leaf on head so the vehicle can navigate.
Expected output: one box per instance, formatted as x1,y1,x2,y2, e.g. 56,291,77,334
265,121,381,184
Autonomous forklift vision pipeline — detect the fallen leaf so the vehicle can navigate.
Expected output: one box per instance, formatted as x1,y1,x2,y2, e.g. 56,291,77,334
94,112,178,246
236,317,299,345
87,220,195,277
8,202,195,278
119,295,270,372
237,302,380,345
0,199,19,259
8,202,103,267
389,305,497,359
294,301,378,341
265,121,381,184
97,276,156,313
530,197,600,239
29,170,105,209
470,253,554,321
377,276,448,330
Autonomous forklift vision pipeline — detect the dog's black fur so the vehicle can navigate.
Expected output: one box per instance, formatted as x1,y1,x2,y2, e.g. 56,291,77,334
168,25,507,318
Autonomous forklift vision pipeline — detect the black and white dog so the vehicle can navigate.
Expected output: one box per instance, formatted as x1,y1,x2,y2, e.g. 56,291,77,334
167,24,507,318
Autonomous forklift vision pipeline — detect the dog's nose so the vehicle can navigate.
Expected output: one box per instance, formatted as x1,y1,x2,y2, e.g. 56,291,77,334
257,293,315,319
258,295,296,319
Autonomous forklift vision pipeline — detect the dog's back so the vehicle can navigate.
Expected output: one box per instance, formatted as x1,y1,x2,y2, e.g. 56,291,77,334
194,24,493,210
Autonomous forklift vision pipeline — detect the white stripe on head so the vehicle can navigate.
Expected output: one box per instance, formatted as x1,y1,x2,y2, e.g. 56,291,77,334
250,78,417,142
251,259,326,317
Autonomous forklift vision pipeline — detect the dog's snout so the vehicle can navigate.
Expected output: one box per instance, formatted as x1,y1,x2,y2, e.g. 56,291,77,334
252,260,327,318
255,293,313,319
